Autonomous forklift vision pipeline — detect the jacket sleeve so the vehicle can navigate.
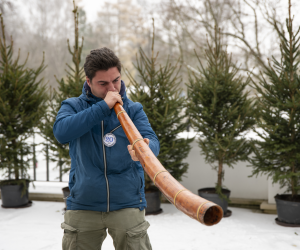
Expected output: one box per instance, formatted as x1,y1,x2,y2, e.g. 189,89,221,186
132,103,160,157
53,99,112,144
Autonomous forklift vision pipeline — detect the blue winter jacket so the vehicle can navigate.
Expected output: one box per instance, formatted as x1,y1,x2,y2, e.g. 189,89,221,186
53,81,160,212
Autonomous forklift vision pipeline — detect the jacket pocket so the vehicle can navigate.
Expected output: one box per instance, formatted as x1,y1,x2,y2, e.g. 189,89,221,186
139,176,143,190
132,166,142,194
61,222,78,250
126,221,152,250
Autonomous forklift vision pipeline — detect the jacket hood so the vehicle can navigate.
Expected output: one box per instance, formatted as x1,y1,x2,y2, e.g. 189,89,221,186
81,80,126,103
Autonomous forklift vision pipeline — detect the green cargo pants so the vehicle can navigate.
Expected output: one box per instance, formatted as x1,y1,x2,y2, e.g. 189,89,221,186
61,208,152,250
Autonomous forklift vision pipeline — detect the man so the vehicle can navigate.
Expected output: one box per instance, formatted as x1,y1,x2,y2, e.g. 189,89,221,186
53,47,160,250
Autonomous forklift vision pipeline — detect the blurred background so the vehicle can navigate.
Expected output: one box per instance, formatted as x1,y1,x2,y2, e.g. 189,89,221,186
2,0,300,91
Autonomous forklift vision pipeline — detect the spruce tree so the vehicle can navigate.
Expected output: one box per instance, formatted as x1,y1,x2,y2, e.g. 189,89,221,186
187,27,256,196
250,0,300,199
126,20,193,191
0,14,47,184
39,1,85,175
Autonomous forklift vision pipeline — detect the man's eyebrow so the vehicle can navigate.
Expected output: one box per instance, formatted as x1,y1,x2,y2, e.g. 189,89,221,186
97,76,120,84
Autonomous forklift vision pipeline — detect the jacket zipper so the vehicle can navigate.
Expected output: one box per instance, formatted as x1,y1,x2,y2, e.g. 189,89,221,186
102,120,110,212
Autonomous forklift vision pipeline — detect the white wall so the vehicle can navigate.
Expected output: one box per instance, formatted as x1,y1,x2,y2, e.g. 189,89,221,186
268,179,285,204
180,141,269,200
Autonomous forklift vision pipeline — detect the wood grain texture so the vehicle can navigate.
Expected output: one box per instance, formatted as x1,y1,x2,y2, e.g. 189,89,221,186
114,103,223,226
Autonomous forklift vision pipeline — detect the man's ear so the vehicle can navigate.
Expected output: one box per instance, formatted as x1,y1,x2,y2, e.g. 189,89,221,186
86,76,91,87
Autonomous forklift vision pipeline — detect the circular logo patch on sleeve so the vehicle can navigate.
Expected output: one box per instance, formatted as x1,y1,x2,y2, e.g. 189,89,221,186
103,133,117,147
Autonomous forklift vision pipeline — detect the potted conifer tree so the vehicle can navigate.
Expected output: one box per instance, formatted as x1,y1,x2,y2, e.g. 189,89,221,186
0,14,47,208
187,27,256,217
39,1,85,207
249,0,300,226
126,20,193,215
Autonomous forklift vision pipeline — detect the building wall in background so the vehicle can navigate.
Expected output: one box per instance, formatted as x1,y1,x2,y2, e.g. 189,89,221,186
181,141,270,200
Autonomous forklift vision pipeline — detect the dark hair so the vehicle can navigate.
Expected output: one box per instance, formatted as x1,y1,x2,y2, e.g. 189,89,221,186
84,47,121,80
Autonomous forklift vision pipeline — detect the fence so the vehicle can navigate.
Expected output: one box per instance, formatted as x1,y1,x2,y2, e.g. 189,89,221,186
24,133,69,183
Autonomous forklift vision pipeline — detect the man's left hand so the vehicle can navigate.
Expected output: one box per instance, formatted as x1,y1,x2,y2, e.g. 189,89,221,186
127,138,149,161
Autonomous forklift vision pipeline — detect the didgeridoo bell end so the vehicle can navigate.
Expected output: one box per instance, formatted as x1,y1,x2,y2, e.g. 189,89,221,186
202,204,223,226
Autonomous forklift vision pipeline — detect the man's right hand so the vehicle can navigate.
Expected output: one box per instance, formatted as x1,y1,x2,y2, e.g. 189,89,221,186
104,91,123,109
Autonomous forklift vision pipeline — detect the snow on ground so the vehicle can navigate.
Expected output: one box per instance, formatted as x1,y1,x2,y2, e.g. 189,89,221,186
0,201,299,250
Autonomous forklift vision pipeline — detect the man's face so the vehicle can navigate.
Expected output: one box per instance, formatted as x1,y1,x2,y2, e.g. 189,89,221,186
86,67,121,99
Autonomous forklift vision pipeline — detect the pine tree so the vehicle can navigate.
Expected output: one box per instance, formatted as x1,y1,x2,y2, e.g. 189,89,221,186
126,20,193,191
250,0,300,199
187,27,256,197
39,1,85,175
0,14,47,184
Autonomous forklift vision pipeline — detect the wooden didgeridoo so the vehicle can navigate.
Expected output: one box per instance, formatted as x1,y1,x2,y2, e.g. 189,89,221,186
114,103,223,226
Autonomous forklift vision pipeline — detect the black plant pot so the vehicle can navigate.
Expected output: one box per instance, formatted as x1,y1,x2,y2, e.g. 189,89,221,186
62,186,70,209
275,194,300,226
198,187,231,217
145,190,162,215
0,180,30,208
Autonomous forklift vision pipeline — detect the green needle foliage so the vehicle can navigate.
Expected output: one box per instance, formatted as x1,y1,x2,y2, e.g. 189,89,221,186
187,27,256,197
39,1,85,175
126,20,193,191
0,14,47,185
250,1,300,199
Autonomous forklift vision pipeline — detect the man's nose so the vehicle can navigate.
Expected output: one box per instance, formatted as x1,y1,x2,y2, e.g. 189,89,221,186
107,82,116,91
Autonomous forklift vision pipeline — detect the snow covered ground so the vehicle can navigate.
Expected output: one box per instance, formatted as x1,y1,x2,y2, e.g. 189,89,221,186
0,201,299,250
